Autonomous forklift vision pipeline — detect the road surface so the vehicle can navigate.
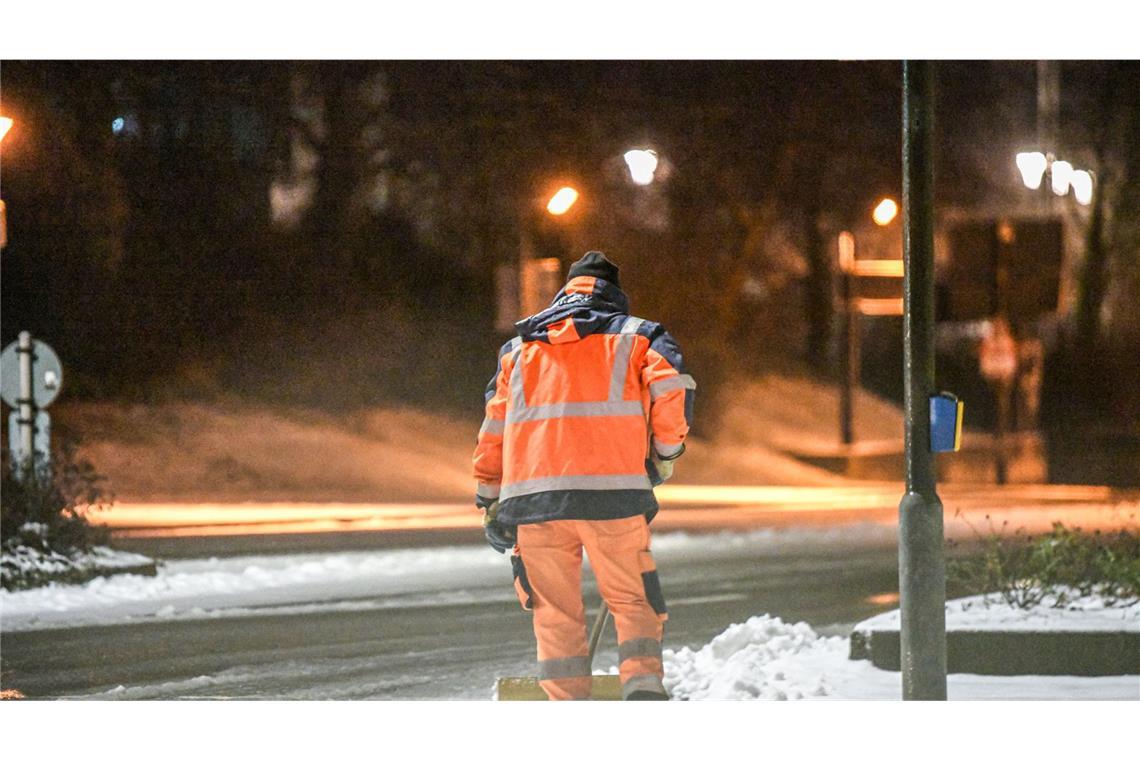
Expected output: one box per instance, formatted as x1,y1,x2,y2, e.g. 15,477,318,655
1,536,904,699
2,484,1135,700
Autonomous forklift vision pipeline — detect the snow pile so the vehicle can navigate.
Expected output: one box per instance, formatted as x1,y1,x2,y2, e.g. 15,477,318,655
662,604,1140,701
663,615,847,700
664,595,1140,701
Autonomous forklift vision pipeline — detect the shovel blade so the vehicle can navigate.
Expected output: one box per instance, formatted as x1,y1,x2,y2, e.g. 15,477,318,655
495,675,622,701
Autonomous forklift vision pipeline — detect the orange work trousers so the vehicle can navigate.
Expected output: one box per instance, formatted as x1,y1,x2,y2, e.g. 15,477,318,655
515,515,668,700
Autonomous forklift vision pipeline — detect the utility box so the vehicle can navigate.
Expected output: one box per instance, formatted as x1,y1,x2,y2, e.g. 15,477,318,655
930,392,964,453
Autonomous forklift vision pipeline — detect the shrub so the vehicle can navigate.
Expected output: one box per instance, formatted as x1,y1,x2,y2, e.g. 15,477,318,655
1,440,112,556
948,518,1140,609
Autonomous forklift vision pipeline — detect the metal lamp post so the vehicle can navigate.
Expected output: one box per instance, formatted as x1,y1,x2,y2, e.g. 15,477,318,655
517,186,579,320
898,60,948,701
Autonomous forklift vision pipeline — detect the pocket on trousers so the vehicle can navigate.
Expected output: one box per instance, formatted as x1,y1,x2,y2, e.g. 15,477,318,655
510,550,534,611
638,551,668,620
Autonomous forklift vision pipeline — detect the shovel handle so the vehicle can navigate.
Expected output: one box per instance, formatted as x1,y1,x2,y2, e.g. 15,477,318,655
586,603,610,669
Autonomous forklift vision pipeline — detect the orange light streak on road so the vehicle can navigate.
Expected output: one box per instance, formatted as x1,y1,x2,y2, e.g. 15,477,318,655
94,485,1138,540
866,593,900,605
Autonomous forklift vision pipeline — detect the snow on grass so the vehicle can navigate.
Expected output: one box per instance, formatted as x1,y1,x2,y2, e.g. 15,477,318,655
855,590,1140,633
1,540,156,591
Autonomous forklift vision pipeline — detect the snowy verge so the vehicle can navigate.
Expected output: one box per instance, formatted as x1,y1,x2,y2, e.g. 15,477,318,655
0,525,895,632
854,590,1139,633
1,543,156,592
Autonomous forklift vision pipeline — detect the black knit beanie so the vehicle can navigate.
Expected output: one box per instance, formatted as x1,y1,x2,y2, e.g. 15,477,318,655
567,251,620,289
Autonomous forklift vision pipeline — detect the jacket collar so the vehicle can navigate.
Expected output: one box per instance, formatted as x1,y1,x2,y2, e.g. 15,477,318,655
514,276,630,342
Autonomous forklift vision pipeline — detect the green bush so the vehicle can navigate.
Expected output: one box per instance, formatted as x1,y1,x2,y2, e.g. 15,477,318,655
948,520,1140,609
1,441,112,556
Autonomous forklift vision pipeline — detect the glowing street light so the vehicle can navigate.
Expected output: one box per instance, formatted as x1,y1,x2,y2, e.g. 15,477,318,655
1016,151,1048,190
0,117,11,249
1070,170,1093,206
546,186,580,216
872,198,899,226
1050,160,1073,196
1015,151,1093,205
623,149,659,185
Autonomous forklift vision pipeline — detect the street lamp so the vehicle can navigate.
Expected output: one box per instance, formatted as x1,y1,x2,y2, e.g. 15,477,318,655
546,186,580,216
623,149,659,186
0,117,13,144
1070,170,1093,206
1015,151,1092,206
1015,151,1048,190
872,198,899,226
1050,160,1073,196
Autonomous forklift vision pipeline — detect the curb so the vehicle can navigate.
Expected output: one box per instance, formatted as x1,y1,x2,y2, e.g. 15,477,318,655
850,628,1140,676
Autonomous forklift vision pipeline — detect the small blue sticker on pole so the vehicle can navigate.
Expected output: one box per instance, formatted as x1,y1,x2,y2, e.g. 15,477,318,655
930,392,963,453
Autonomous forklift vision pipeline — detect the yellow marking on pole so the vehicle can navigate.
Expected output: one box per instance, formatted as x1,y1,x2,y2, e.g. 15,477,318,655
954,399,964,452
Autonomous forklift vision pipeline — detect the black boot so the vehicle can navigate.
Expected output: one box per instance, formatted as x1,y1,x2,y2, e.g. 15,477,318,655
625,690,670,701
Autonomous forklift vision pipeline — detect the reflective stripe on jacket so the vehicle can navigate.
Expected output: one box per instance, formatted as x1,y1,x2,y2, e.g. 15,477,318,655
473,275,695,525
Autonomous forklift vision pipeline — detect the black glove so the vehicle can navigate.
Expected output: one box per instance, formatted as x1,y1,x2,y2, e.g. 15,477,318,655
481,500,517,554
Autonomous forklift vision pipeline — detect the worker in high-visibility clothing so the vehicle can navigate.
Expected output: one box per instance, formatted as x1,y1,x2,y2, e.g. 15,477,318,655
473,251,695,700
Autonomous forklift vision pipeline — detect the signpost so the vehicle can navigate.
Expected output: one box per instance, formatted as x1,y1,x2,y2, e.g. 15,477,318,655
837,232,904,445
1,331,64,478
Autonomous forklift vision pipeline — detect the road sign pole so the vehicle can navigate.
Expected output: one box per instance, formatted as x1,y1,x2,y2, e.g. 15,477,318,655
899,60,947,700
838,232,856,446
17,331,36,479
3,333,62,478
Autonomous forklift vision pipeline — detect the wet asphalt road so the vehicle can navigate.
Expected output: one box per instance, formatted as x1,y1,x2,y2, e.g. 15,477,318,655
1,532,905,700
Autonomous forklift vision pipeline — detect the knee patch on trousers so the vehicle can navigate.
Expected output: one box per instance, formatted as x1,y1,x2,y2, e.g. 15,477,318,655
510,549,534,611
638,551,668,620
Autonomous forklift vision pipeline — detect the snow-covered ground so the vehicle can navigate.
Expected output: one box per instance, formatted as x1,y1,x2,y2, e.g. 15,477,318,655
660,605,1138,701
855,590,1139,632
0,524,897,632
1,532,156,591
3,526,1136,700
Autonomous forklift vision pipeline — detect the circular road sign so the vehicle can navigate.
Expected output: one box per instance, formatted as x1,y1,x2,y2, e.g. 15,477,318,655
1,339,64,409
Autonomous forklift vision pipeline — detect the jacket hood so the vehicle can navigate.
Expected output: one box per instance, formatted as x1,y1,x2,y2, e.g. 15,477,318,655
515,276,630,343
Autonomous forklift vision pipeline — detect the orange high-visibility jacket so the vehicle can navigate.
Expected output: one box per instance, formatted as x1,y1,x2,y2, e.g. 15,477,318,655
473,275,695,525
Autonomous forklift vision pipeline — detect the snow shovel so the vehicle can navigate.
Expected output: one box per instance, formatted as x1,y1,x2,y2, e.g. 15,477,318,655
495,603,622,700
